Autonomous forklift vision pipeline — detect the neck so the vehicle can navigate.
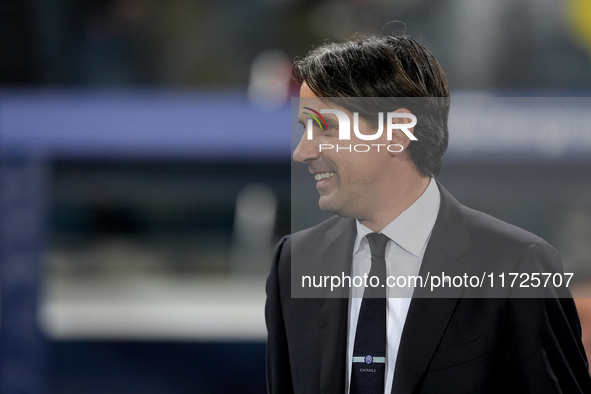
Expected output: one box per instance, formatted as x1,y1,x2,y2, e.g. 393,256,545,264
359,174,430,233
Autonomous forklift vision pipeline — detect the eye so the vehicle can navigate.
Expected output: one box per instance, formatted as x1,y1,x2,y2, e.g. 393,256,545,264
322,122,339,136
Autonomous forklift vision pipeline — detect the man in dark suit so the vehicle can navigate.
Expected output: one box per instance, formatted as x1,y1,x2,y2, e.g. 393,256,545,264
265,34,591,393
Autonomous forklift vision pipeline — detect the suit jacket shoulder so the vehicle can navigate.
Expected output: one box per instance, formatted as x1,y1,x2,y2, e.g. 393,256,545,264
427,183,564,287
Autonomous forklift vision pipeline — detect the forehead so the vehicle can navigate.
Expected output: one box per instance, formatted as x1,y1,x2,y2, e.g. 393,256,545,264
298,83,343,119
297,83,361,128
298,82,326,112
300,82,316,98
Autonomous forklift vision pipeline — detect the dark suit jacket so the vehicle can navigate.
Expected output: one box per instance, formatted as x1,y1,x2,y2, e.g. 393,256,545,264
265,183,591,393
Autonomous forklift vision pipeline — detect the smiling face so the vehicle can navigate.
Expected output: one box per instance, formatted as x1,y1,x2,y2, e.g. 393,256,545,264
293,83,398,221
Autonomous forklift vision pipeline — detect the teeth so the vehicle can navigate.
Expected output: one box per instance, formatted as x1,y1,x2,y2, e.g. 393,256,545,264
314,172,335,181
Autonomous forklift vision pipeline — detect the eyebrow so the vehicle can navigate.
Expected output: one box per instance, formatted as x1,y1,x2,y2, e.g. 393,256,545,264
297,115,337,129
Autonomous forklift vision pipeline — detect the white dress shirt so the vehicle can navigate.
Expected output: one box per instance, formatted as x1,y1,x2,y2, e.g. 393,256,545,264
346,178,441,394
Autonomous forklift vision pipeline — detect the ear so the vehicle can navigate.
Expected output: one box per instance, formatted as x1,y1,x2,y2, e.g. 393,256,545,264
387,108,415,157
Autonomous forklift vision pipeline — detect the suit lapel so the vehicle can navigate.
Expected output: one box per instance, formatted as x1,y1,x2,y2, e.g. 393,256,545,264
392,183,473,393
391,246,467,393
318,218,357,394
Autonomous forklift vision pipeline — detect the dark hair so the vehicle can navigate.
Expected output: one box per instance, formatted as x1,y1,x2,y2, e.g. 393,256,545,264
292,34,450,177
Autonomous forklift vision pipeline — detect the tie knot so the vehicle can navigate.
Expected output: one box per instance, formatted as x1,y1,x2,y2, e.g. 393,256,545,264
366,233,389,259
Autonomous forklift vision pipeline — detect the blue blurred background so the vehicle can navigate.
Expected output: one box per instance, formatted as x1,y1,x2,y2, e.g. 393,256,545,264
1,0,591,392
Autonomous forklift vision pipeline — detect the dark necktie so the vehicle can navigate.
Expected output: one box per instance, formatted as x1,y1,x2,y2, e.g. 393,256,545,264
350,233,389,394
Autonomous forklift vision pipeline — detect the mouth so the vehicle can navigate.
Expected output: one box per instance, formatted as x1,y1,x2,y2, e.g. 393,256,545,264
314,171,336,181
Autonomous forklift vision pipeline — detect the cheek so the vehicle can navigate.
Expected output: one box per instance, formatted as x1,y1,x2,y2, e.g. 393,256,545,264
342,160,379,186
349,152,388,175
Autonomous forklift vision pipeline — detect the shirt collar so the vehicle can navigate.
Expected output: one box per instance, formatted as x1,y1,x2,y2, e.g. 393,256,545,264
354,177,441,257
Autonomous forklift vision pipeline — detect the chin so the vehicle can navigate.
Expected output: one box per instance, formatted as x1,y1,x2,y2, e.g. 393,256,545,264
318,196,342,215
319,197,366,221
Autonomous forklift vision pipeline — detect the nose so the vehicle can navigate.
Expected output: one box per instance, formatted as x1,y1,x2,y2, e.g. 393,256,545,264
292,133,320,163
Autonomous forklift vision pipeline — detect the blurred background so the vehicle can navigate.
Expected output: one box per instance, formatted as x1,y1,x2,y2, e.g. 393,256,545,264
1,0,591,392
